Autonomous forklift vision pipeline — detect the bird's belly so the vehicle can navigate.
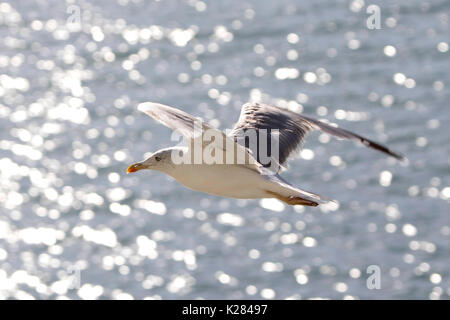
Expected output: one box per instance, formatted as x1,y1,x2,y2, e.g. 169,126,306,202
172,164,267,199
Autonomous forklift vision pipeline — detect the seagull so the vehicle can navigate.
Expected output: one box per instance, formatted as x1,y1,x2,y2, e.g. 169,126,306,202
127,102,404,206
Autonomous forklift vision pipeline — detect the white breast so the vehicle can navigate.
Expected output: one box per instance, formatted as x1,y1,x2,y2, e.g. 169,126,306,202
168,164,270,199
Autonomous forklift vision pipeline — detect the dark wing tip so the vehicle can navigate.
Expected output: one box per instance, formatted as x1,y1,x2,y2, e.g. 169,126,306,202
360,138,406,162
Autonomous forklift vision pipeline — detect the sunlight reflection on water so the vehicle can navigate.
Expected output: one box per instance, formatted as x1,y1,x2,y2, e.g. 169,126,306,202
0,0,448,300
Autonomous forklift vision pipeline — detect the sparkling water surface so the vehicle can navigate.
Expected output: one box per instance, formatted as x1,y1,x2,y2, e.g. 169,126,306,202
0,0,449,299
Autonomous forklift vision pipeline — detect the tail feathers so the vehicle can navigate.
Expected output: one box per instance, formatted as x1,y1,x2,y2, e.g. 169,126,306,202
264,173,331,206
291,186,330,204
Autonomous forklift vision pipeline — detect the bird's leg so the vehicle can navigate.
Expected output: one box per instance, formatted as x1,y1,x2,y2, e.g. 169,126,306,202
287,196,318,207
265,191,318,207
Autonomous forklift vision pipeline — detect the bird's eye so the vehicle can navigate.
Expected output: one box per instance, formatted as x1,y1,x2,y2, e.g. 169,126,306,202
155,156,161,162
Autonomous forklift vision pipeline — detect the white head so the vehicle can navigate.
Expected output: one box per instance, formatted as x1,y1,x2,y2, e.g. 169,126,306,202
127,148,176,174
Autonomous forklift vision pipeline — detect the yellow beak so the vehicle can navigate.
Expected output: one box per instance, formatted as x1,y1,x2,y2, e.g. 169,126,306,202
127,163,142,174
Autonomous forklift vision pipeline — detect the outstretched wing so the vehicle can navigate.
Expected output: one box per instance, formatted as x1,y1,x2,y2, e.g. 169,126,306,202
138,102,260,169
229,102,405,171
138,102,207,140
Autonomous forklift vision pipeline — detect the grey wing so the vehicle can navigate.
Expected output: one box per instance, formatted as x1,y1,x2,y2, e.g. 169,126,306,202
138,102,204,140
229,102,405,170
138,102,261,169
299,113,405,160
229,102,314,171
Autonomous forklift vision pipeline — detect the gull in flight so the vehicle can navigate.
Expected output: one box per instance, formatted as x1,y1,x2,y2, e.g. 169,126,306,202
127,102,404,206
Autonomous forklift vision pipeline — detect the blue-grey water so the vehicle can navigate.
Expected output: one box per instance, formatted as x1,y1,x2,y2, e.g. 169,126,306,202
0,0,449,300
